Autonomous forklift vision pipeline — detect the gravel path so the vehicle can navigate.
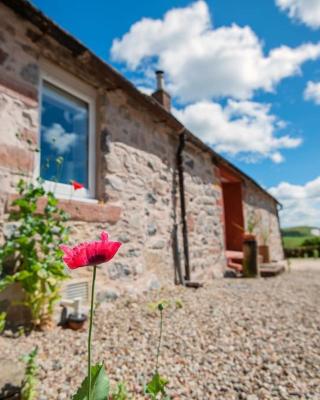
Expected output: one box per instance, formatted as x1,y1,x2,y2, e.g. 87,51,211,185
1,261,320,399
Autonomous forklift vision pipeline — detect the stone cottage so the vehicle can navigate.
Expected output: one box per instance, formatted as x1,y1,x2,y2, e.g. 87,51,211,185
0,0,284,304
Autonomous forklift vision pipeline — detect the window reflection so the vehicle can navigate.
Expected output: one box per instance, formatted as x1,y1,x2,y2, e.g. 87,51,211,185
40,81,89,187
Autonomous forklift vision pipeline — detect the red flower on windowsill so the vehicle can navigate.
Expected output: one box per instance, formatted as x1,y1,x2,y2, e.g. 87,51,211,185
60,231,121,269
72,181,84,190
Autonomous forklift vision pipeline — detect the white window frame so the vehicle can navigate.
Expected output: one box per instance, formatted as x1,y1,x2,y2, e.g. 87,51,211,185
37,62,96,201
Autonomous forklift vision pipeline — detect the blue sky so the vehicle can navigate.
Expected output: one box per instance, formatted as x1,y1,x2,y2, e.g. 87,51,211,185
31,0,320,226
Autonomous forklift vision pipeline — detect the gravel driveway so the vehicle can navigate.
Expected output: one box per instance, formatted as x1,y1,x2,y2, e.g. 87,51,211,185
1,260,320,399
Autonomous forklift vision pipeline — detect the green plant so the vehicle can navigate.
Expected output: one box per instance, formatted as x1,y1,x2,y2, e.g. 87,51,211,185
146,372,170,400
302,237,320,246
21,347,38,400
246,211,260,234
64,233,122,400
110,383,129,400
148,299,170,312
61,231,173,399
145,302,170,400
148,299,183,312
0,311,6,333
261,228,270,245
174,299,183,309
0,177,69,328
73,363,109,400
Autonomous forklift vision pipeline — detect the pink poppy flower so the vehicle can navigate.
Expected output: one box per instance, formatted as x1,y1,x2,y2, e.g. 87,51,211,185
72,181,84,190
60,231,121,269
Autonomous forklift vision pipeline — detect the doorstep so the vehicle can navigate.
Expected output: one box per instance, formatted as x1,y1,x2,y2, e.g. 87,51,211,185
260,262,286,277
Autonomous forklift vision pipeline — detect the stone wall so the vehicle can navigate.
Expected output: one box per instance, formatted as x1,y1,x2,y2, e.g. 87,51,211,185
183,146,225,280
243,181,284,262
93,87,181,297
0,5,39,220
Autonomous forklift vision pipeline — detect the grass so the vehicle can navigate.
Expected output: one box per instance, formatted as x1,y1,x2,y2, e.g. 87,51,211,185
282,226,320,249
283,236,312,248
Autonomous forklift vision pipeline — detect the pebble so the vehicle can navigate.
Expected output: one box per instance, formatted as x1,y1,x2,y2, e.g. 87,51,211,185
1,262,320,399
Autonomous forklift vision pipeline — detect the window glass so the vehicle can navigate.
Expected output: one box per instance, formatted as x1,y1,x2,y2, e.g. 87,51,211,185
40,81,89,187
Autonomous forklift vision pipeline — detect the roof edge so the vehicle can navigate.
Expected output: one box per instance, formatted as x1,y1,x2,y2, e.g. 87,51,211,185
184,129,280,205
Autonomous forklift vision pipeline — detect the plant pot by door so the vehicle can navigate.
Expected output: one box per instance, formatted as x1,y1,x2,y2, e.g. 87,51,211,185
243,232,256,241
243,236,259,278
259,245,270,263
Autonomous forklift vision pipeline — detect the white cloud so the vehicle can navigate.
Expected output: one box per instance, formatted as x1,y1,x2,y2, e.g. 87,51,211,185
304,81,320,104
64,110,87,122
43,123,77,154
276,0,320,29
111,0,320,101
137,85,153,95
174,100,301,162
269,177,320,227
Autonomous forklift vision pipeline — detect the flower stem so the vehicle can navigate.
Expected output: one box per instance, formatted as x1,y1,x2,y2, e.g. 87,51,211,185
88,265,97,400
156,307,163,372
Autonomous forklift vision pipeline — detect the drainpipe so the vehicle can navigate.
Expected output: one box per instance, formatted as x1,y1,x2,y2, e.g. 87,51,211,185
171,160,184,285
177,130,191,282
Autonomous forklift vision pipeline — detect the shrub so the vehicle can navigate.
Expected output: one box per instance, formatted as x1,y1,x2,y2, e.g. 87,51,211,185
0,177,69,328
302,237,320,247
21,347,38,400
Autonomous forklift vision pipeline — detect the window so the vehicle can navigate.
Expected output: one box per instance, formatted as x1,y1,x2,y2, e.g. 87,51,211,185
39,67,95,199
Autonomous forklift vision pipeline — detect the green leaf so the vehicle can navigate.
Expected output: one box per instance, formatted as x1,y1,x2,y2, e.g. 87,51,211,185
36,269,47,279
110,382,128,400
12,198,36,213
46,195,58,207
72,363,109,400
0,275,15,291
145,372,169,397
16,270,33,280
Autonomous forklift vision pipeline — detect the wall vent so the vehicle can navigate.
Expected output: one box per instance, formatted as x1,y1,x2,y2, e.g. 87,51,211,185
62,279,89,304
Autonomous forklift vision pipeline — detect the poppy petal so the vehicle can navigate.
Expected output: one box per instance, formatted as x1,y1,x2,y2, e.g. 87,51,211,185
61,232,121,269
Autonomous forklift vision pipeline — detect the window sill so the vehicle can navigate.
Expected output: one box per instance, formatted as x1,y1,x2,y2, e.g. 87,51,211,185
55,194,99,204
6,194,122,224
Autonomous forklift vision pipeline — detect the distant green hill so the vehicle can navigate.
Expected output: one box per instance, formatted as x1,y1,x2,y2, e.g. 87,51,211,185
282,226,320,248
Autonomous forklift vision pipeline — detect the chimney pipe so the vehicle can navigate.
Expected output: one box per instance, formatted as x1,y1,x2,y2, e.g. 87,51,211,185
152,70,171,112
156,70,164,90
